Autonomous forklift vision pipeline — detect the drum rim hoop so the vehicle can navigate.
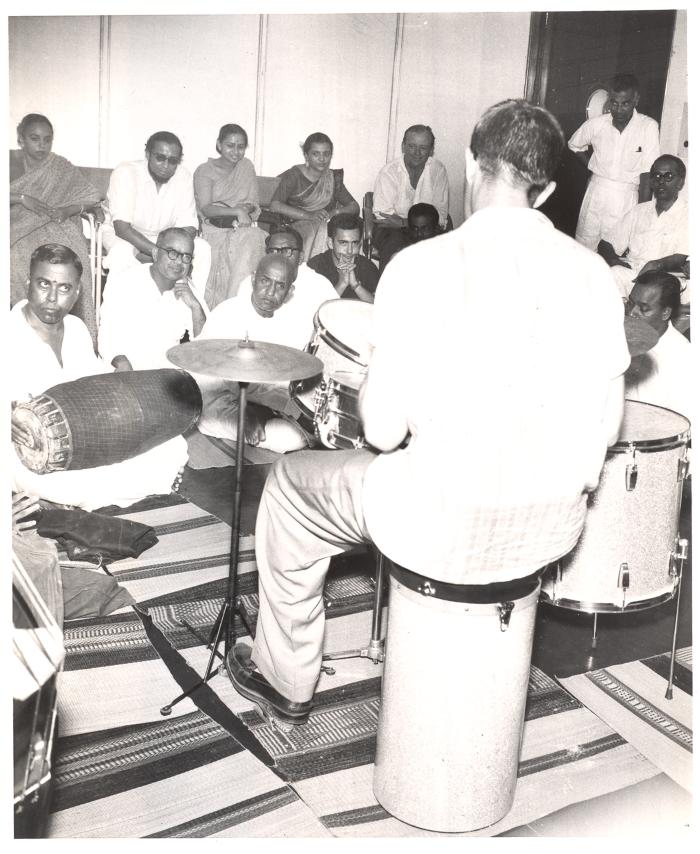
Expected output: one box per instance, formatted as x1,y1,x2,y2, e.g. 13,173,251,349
316,326,367,366
609,431,690,453
14,394,74,473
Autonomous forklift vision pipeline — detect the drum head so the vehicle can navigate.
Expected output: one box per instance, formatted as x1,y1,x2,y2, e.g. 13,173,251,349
330,370,365,391
315,299,374,366
615,399,690,449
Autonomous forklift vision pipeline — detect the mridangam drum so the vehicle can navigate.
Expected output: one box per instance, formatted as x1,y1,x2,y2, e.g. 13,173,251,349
13,369,202,474
373,562,541,832
541,400,690,613
292,299,372,447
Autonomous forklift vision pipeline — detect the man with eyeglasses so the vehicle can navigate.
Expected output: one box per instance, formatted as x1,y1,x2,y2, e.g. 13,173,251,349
597,154,688,300
569,73,660,250
98,228,207,370
102,131,211,300
195,254,318,453
236,225,337,318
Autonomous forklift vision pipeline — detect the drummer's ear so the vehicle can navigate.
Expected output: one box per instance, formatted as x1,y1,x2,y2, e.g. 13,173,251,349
283,284,295,304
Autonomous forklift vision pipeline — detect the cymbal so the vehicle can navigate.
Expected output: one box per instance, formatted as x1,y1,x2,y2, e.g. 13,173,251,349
167,339,323,383
624,316,660,357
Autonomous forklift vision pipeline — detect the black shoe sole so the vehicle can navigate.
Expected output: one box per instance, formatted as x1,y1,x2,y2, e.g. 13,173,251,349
225,655,310,727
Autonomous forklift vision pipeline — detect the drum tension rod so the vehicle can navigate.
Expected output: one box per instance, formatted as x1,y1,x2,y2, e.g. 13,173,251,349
666,538,689,700
625,446,638,491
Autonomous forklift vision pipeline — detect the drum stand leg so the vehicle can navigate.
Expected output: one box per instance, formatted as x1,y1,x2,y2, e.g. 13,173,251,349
665,538,688,700
161,383,249,716
321,551,386,673
590,613,599,649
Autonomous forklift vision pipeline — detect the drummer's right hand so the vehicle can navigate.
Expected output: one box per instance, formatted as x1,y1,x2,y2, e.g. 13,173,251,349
12,492,41,532
11,412,33,448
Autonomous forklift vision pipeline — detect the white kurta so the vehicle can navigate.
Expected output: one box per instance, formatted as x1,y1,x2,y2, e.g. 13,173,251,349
568,110,660,249
607,197,689,299
98,264,205,370
101,158,211,295
10,301,187,510
624,323,692,418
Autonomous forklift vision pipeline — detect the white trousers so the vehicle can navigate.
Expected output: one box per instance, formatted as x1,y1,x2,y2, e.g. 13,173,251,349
252,449,375,702
575,175,638,250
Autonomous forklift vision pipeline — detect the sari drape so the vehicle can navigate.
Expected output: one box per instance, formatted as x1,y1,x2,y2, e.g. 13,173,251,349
10,151,102,343
278,167,344,260
195,157,267,309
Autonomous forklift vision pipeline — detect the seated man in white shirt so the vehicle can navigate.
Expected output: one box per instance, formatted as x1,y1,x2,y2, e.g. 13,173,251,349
101,131,211,302
10,243,187,511
597,155,688,300
98,228,207,370
372,125,450,272
196,254,322,453
624,270,691,417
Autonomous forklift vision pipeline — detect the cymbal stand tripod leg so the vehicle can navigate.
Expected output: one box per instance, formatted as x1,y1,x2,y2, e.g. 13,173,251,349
161,383,249,716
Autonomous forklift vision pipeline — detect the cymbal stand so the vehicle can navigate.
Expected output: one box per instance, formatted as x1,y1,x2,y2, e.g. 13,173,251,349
161,382,249,716
321,550,386,674
665,537,688,700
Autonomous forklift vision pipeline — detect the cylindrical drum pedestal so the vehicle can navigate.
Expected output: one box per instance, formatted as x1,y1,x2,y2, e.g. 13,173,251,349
373,567,540,832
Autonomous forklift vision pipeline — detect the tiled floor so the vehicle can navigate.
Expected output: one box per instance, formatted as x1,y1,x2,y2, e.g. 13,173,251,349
179,463,693,837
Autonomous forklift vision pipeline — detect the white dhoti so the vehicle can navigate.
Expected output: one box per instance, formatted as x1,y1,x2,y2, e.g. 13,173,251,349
575,175,638,250
12,435,188,512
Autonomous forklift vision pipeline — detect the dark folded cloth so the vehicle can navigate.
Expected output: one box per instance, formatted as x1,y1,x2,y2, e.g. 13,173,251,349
36,507,158,565
60,564,135,619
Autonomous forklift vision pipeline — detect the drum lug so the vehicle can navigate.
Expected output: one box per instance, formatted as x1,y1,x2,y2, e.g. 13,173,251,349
677,451,690,482
498,601,515,631
668,537,689,579
417,581,436,597
617,563,630,608
625,448,638,491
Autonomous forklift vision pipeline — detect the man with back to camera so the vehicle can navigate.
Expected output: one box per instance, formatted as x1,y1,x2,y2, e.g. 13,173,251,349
372,124,449,272
224,99,630,729
307,212,378,301
102,130,211,302
597,154,688,300
624,270,691,416
568,73,660,250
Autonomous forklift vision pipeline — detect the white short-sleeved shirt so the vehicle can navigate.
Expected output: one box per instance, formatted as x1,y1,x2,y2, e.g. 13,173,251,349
98,264,204,370
103,159,198,243
568,111,660,186
361,207,630,583
608,197,689,264
373,156,449,225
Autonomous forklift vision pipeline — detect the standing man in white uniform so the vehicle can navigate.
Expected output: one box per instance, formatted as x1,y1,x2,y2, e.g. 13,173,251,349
568,73,660,250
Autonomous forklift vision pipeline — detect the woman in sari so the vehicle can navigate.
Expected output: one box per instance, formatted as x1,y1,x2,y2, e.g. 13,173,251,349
270,132,359,260
10,114,103,343
193,124,267,308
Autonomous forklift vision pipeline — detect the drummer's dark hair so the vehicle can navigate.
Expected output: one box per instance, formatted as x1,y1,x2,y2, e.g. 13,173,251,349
470,99,564,204
29,243,83,278
265,225,304,252
609,73,639,94
328,213,362,238
145,131,183,158
635,270,681,318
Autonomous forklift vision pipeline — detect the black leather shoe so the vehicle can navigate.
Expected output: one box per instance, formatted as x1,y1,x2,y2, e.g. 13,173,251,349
225,643,312,727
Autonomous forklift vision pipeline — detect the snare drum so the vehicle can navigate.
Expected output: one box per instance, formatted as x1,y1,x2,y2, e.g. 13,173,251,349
541,400,690,613
314,371,366,450
13,369,202,474
292,300,373,446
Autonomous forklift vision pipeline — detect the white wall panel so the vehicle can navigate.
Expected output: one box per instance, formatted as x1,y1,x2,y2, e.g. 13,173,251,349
8,16,102,166
660,10,687,163
106,14,260,172
395,12,530,227
261,13,396,210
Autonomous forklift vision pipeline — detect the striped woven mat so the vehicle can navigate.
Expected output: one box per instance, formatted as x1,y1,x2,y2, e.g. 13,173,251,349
559,648,692,793
47,498,662,837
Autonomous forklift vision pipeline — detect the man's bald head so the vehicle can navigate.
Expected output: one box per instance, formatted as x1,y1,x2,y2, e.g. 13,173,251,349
251,254,295,317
